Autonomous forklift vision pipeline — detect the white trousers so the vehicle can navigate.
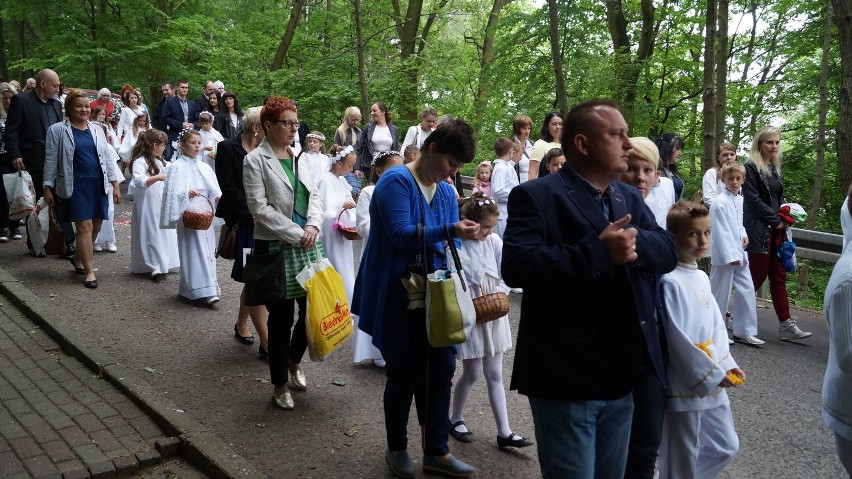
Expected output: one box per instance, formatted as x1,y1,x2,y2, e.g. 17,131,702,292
659,403,739,479
710,262,758,336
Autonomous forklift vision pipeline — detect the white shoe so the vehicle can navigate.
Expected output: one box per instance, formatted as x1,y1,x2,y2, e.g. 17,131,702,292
728,337,734,345
106,242,117,252
93,243,103,252
373,359,387,368
206,296,220,305
779,319,812,341
733,335,765,347
510,288,523,294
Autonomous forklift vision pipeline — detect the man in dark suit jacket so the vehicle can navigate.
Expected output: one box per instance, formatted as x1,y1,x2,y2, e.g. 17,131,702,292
161,79,199,159
194,80,219,113
4,69,63,196
502,99,677,479
151,82,174,132
4,69,75,255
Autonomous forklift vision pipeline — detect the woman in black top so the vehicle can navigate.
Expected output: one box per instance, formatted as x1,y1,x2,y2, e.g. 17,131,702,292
743,125,812,341
214,106,269,358
214,91,244,140
655,133,685,201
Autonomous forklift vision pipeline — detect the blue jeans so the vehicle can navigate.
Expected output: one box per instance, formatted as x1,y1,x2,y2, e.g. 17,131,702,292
625,366,667,479
344,172,362,195
529,393,634,479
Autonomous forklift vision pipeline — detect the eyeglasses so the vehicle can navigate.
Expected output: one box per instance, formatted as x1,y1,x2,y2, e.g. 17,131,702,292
269,120,300,129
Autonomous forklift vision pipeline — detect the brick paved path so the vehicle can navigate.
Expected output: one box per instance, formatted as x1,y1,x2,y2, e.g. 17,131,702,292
0,298,172,478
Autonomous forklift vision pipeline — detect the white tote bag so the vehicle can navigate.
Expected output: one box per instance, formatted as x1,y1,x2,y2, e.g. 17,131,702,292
3,171,36,220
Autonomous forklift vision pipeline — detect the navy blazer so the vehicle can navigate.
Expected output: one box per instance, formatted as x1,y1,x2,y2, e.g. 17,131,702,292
502,166,677,401
161,96,199,142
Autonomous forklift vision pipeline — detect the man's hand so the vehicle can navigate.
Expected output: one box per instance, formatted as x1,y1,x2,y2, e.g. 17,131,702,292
599,214,638,265
11,158,24,171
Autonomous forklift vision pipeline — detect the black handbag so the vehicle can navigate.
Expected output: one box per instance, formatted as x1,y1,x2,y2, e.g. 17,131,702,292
242,241,286,306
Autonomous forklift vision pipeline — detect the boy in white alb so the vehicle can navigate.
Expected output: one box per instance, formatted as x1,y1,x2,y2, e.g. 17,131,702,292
709,162,764,346
658,201,744,479
490,137,520,238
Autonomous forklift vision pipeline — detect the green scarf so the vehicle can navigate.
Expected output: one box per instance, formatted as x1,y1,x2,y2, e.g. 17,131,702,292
279,158,309,227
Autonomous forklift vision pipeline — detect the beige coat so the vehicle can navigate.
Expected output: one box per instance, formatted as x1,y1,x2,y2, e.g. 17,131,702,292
243,139,323,244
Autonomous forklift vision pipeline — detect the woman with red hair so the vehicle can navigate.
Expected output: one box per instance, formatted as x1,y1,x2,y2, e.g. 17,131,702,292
243,97,325,410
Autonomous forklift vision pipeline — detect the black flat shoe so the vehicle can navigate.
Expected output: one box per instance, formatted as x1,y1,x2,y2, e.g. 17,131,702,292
497,433,533,449
83,279,98,289
259,345,269,361
67,256,85,275
449,421,473,443
234,324,255,345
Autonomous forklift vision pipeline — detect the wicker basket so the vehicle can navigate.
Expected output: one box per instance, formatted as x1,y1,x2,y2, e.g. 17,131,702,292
334,209,361,241
473,291,509,324
182,195,214,230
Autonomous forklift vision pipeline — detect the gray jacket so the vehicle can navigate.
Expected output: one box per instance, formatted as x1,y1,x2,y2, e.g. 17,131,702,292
43,120,119,199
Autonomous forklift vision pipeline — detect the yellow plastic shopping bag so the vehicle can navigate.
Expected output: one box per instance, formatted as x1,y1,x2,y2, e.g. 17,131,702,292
296,253,354,361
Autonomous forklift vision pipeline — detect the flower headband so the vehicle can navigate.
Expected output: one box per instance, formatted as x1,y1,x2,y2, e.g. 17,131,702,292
372,150,401,166
177,127,196,144
331,145,354,163
306,132,326,142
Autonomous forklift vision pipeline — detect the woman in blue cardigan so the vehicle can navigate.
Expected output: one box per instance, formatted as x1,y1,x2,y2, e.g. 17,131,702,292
352,119,480,478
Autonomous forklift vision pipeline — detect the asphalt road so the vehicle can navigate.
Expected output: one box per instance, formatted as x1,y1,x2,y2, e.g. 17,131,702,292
0,191,846,478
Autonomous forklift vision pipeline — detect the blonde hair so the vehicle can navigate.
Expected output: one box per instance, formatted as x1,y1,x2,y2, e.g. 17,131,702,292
628,137,660,169
720,161,745,178
335,106,361,146
749,126,782,175
242,106,262,132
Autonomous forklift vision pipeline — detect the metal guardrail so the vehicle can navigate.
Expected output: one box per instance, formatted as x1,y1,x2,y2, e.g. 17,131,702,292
791,227,843,264
461,175,844,264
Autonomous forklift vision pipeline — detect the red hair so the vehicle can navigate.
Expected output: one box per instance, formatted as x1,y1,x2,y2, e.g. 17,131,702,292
261,96,298,126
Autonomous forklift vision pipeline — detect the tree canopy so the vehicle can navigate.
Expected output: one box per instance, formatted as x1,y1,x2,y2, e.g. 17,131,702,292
2,0,848,233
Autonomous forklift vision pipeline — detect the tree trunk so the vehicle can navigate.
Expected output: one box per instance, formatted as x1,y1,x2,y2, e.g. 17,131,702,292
605,0,655,124
798,3,835,299
0,19,8,81
701,0,717,171
471,0,512,139
390,0,424,121
833,0,852,192
546,0,568,114
352,0,369,115
270,0,307,72
713,0,729,149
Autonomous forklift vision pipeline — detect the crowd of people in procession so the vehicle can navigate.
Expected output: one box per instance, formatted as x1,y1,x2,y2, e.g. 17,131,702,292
0,69,850,479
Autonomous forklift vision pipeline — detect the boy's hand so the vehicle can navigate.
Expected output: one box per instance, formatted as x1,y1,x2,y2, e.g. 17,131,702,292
741,236,749,248
720,368,746,388
730,260,741,266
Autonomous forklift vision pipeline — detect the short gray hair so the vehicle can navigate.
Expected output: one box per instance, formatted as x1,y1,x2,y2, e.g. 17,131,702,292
98,88,111,97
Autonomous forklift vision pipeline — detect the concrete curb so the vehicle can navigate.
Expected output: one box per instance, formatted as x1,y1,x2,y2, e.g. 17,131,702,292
0,266,264,479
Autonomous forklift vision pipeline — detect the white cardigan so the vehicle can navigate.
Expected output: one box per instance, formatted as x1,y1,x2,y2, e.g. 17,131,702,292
43,120,119,199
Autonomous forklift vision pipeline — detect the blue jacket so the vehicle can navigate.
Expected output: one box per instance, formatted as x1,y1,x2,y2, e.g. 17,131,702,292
502,166,677,400
352,165,459,361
